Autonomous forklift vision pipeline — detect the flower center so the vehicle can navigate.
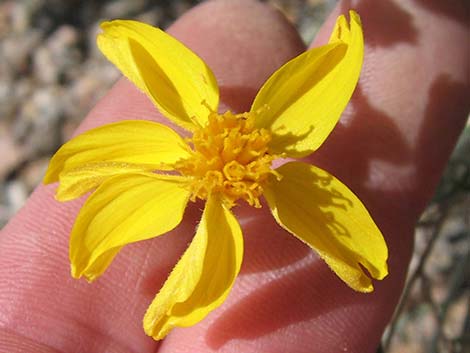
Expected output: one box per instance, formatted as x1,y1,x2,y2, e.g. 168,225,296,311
175,110,279,208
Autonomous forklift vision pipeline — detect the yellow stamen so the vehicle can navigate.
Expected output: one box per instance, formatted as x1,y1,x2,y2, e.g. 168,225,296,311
175,110,278,208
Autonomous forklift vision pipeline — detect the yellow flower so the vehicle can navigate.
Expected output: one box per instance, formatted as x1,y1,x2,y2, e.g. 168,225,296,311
44,11,388,340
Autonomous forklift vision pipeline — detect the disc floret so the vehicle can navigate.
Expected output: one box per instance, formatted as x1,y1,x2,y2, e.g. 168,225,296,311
175,110,279,208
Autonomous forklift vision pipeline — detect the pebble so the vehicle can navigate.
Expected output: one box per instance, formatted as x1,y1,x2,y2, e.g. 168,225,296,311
102,0,148,19
33,25,81,84
4,180,28,215
0,122,25,180
1,30,42,75
15,86,64,155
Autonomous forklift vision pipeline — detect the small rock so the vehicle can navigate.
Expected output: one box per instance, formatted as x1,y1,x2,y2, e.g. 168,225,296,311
0,80,15,119
64,72,105,121
10,0,44,34
0,1,13,38
33,46,58,84
86,20,103,59
135,8,163,26
16,86,64,155
14,77,34,102
444,294,468,339
1,29,42,75
102,0,148,19
33,25,81,84
63,61,119,121
5,179,28,214
0,122,25,181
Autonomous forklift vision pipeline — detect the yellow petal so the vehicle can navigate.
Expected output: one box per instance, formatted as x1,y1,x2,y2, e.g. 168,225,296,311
44,120,191,200
70,173,190,281
264,162,388,292
97,20,219,130
251,11,363,157
144,195,243,340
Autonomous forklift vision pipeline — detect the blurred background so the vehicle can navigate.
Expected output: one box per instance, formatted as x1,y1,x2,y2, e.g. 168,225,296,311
0,1,468,352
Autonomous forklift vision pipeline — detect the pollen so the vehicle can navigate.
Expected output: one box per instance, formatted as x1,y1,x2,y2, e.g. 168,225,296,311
174,110,279,208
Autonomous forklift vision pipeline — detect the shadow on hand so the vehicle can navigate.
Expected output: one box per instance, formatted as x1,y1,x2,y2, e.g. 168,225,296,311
206,257,360,349
412,0,470,25
234,204,311,275
195,4,470,348
412,74,470,213
220,86,259,113
203,81,412,349
341,0,418,47
306,83,411,199
201,74,469,351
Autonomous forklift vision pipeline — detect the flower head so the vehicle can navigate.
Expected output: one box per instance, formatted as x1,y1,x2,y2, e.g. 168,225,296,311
44,10,388,340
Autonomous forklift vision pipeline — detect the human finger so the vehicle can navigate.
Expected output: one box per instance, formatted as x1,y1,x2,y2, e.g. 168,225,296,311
158,1,469,352
0,1,305,352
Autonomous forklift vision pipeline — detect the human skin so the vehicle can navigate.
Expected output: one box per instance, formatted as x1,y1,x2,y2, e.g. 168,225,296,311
0,0,468,352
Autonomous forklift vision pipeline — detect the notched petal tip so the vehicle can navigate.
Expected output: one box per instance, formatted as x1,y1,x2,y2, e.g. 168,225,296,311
70,263,86,281
330,10,361,42
349,10,362,25
252,9,364,157
69,173,190,283
374,259,389,281
143,196,243,340
359,282,374,293
265,162,388,293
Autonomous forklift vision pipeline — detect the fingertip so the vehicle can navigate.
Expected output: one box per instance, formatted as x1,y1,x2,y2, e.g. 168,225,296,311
167,0,306,111
79,0,306,133
0,1,308,350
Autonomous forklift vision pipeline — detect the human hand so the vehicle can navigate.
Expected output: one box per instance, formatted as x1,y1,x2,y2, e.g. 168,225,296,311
0,0,468,352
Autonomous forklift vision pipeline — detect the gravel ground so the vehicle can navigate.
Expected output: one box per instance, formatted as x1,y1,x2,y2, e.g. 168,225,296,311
0,1,468,352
